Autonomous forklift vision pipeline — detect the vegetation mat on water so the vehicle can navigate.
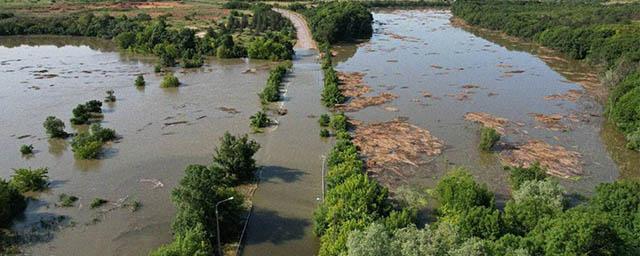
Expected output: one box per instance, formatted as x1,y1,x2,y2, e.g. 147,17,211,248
353,119,444,170
529,113,570,132
337,72,371,97
464,112,513,135
335,92,398,112
499,140,582,179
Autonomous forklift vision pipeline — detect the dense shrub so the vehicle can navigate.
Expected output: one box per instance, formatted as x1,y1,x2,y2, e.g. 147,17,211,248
90,198,108,208
211,132,260,184
71,132,103,159
250,111,271,129
70,100,102,125
329,113,348,132
57,193,78,207
89,123,117,142
318,114,330,127
506,163,548,190
259,61,291,103
149,223,212,256
43,116,67,138
479,127,500,151
320,128,330,137
305,2,373,44
20,144,33,155
10,167,49,193
320,53,345,107
0,179,26,227
246,33,294,61
160,73,180,88
434,168,495,214
134,75,145,87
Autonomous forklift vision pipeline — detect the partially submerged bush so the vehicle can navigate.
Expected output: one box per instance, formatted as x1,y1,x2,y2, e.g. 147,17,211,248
90,198,108,209
506,163,548,190
135,75,146,87
10,167,49,193
250,111,271,129
105,90,116,102
20,144,33,155
71,132,103,159
211,132,261,184
57,193,78,207
160,73,180,88
89,123,117,142
0,179,26,227
329,113,348,132
320,128,330,137
259,62,291,103
479,127,500,151
318,114,330,127
70,100,103,125
43,116,68,138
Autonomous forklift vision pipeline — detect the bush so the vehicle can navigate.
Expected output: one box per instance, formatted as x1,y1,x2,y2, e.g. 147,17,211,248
479,127,500,151
135,75,145,87
250,111,271,129
0,179,26,227
320,128,330,137
70,100,102,125
160,73,180,88
149,223,212,256
434,168,495,215
89,123,117,142
20,144,33,155
503,179,565,235
71,132,103,159
318,114,330,127
329,113,348,132
58,193,78,207
305,2,373,44
90,198,108,209
10,167,49,193
43,116,67,138
506,163,548,190
154,64,162,73
259,62,291,103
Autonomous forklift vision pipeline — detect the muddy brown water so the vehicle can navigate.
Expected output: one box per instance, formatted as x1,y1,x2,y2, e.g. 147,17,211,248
333,9,640,198
1,9,640,256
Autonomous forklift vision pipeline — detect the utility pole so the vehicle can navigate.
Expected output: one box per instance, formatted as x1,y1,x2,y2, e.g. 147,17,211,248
321,155,326,201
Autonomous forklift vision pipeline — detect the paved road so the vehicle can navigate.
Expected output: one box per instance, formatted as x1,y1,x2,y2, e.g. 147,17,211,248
274,8,317,50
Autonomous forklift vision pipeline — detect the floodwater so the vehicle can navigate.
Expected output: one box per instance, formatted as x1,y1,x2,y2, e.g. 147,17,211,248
0,35,293,255
333,9,640,199
2,9,640,256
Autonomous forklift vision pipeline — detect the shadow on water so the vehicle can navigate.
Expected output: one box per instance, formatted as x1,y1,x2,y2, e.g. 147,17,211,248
243,208,309,246
12,199,71,247
259,165,306,184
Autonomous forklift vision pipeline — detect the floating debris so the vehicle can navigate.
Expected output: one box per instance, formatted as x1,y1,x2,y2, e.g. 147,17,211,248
337,72,371,97
163,121,188,126
544,89,583,102
353,119,444,169
218,107,240,114
139,178,164,189
499,140,582,178
530,113,569,132
336,92,398,112
464,112,510,134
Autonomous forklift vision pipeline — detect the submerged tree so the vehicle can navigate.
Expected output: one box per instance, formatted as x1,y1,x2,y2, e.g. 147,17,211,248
43,116,68,138
210,132,260,184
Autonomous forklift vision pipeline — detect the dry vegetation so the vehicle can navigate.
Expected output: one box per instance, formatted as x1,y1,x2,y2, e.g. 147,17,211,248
499,140,583,178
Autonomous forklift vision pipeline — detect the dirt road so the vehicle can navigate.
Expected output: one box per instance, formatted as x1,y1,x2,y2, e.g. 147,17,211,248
274,8,317,50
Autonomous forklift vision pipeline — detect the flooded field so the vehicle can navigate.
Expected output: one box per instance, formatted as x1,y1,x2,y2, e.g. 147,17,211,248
333,9,640,198
2,8,639,256
0,36,294,255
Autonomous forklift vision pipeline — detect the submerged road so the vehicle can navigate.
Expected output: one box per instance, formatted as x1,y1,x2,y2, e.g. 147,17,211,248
240,10,326,256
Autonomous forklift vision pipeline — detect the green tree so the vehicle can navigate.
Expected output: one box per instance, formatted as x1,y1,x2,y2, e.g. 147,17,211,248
210,132,260,184
149,223,212,256
160,73,180,88
10,167,49,193
479,127,500,151
135,75,146,87
43,116,67,138
506,163,548,190
434,168,495,215
503,179,565,235
0,179,26,227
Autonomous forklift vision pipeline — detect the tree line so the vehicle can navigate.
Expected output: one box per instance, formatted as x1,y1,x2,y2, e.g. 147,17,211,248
0,6,295,67
303,1,374,45
452,0,640,150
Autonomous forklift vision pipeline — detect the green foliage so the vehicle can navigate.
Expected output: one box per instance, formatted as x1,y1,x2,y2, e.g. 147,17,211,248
452,0,640,149
259,61,291,103
329,112,348,132
320,60,345,107
135,75,145,87
247,32,294,61
20,144,33,155
154,64,162,73
171,164,243,252
506,163,548,190
43,116,67,138
250,111,271,129
0,179,27,227
479,127,500,151
70,100,102,125
211,132,260,184
590,180,640,241
57,193,78,207
149,223,212,256
71,132,103,159
90,198,108,209
503,179,565,236
434,168,495,215
305,2,373,44
160,73,180,88
528,206,628,256
10,167,49,193
318,114,330,127
320,128,330,138
89,123,117,142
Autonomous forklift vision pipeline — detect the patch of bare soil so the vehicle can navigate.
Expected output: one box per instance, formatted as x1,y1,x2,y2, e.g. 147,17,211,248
544,89,583,102
530,113,569,132
336,92,398,112
499,140,582,178
464,112,511,134
337,72,371,97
